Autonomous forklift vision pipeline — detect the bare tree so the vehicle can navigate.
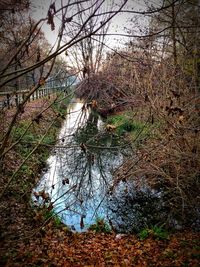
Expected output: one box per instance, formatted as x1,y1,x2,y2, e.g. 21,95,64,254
0,0,128,168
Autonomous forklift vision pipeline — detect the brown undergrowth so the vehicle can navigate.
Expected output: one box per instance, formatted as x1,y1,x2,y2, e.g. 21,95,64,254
0,96,67,265
0,96,199,267
3,227,200,266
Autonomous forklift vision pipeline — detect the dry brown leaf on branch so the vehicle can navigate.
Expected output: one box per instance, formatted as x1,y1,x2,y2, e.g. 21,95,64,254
47,5,55,31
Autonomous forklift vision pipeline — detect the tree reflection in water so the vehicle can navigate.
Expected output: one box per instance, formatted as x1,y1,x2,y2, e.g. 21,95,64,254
33,101,200,232
34,101,124,231
106,180,168,233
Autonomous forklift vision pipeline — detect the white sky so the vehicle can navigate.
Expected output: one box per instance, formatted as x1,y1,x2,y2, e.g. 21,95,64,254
29,0,157,49
30,0,57,44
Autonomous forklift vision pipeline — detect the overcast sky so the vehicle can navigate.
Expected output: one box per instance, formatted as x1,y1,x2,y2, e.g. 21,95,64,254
29,0,157,49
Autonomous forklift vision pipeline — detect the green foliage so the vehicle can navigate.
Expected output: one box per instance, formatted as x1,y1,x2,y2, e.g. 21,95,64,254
107,114,125,125
43,133,56,145
152,226,169,240
89,217,111,233
21,164,33,176
52,93,72,117
107,113,137,134
138,228,149,240
12,121,35,143
43,209,62,227
139,226,168,240
106,113,152,144
10,105,67,190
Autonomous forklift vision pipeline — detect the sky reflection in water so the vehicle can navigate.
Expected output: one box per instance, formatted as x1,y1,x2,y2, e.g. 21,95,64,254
34,101,123,231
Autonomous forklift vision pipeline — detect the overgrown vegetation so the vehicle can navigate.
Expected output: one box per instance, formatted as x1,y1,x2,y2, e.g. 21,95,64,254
3,94,70,195
0,95,70,241
0,0,199,266
106,112,153,144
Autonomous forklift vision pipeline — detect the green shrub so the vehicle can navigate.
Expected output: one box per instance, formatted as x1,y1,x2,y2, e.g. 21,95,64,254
138,228,149,240
138,226,168,240
106,113,152,144
152,226,168,240
43,134,56,145
89,217,111,233
12,121,35,143
43,209,62,226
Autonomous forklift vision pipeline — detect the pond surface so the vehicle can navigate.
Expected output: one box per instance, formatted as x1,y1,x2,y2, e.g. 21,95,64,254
33,100,168,232
33,100,126,231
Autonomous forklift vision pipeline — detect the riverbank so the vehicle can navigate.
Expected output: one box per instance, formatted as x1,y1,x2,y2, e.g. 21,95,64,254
0,97,199,266
0,96,69,264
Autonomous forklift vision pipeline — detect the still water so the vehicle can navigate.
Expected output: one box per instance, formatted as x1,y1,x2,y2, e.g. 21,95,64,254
33,100,168,232
33,100,125,231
